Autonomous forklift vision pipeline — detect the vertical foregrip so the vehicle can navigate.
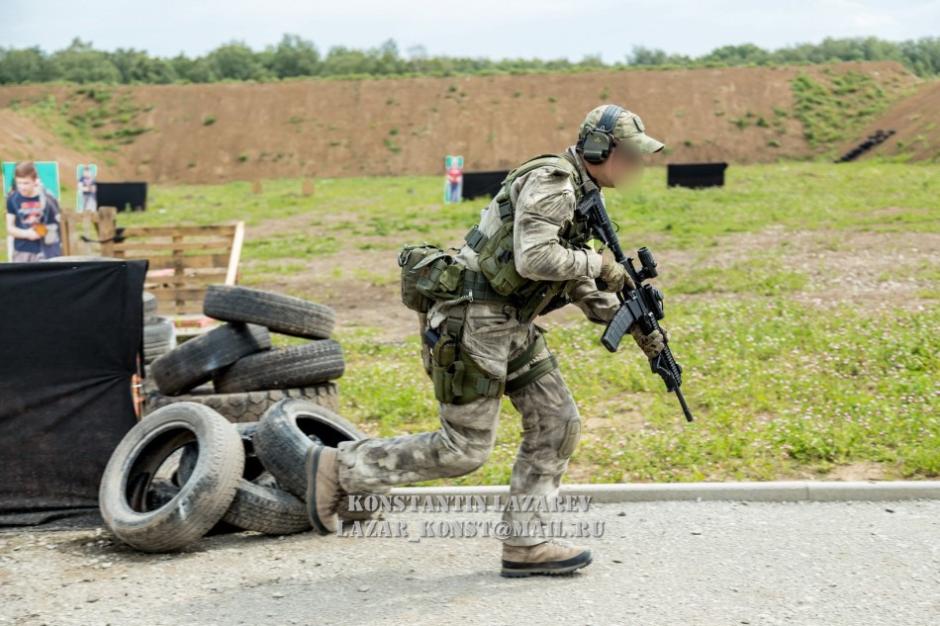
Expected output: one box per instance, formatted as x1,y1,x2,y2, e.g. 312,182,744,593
650,346,682,391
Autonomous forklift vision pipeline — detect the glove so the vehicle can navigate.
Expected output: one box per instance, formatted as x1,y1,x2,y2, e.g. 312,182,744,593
598,257,635,293
631,325,665,359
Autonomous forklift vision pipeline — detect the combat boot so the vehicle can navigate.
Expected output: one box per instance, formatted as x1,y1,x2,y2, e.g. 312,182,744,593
305,445,345,534
501,539,593,577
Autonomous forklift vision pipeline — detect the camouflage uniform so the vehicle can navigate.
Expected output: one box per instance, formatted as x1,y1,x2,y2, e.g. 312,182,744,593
337,107,663,546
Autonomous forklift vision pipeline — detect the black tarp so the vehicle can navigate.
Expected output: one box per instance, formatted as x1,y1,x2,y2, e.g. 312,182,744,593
0,261,146,525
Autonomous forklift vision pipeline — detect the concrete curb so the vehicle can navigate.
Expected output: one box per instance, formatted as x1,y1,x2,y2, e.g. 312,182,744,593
390,481,940,503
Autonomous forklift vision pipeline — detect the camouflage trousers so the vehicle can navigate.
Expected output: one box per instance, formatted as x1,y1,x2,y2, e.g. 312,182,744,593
336,301,582,546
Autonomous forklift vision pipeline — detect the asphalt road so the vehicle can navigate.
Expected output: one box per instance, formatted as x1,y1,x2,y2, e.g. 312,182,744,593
1,500,938,626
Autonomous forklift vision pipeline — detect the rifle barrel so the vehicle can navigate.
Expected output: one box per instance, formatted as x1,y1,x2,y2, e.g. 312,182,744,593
675,387,694,422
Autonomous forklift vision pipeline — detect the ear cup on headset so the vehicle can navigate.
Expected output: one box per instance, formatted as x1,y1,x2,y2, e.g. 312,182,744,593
580,105,624,164
581,132,611,164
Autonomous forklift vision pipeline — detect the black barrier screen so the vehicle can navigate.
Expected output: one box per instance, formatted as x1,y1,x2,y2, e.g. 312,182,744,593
667,162,728,189
0,261,146,525
97,182,148,212
462,170,510,200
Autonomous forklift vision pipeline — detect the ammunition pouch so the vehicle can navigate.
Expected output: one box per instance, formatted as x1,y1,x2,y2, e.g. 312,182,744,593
398,244,464,312
468,199,529,297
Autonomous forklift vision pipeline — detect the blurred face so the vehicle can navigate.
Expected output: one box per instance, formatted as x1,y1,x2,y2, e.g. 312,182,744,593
15,176,38,197
599,144,644,188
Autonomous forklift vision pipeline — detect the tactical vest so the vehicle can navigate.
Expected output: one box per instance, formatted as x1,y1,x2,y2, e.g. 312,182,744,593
462,152,594,322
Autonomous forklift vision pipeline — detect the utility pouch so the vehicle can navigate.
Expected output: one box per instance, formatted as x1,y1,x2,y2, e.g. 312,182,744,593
417,256,463,301
430,334,459,404
398,244,463,312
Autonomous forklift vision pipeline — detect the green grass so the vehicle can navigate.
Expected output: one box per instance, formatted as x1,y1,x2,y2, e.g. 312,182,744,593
337,299,939,483
670,257,808,296
606,162,939,247
17,87,152,155
790,70,896,150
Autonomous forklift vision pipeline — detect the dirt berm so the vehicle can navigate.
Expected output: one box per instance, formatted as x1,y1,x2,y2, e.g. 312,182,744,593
0,62,920,182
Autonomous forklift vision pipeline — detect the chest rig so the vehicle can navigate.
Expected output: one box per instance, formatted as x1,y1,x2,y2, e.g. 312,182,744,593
461,152,594,323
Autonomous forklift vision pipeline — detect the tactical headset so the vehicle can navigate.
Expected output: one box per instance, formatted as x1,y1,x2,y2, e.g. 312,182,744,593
578,104,624,164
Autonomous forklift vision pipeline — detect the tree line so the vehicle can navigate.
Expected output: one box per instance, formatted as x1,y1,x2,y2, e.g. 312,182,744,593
1,35,938,85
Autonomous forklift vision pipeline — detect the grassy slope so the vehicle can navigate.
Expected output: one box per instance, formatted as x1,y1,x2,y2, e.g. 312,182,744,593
75,163,940,483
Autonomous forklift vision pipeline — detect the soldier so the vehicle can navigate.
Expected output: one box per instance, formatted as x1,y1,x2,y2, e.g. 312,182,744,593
307,104,666,577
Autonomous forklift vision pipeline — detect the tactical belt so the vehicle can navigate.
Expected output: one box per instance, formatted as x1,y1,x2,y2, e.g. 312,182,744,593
460,269,513,303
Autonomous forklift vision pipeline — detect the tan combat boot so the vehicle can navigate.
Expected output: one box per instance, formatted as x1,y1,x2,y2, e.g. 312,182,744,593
501,539,593,577
305,445,345,534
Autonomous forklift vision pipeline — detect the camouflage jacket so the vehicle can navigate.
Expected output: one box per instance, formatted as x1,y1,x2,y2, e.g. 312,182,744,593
455,147,619,324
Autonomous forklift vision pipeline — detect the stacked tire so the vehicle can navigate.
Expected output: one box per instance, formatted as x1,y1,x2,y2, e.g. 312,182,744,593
100,399,367,552
142,292,176,365
145,286,344,420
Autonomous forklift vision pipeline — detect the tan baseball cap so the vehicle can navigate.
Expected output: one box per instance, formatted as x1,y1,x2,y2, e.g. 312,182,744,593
580,105,665,154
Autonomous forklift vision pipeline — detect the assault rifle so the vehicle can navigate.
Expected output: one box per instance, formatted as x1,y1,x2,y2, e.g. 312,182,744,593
577,190,694,423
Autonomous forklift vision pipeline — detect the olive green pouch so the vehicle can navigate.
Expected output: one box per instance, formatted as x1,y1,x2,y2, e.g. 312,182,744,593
398,244,463,312
476,221,528,296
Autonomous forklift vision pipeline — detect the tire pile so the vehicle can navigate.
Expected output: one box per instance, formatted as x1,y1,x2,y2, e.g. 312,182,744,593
145,285,344,419
100,398,366,552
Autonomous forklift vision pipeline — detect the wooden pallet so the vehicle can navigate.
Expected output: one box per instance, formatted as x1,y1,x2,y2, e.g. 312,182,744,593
61,207,244,317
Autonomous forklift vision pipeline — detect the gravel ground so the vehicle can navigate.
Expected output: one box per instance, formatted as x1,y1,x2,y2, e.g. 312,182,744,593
1,500,938,626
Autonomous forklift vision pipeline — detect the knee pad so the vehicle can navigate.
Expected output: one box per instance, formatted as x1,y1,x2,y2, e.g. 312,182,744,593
452,444,492,475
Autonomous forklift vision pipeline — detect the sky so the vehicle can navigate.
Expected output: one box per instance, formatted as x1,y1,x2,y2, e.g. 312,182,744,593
2,0,939,61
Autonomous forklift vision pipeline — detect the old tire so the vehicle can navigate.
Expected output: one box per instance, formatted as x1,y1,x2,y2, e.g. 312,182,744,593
143,291,158,322
151,323,271,396
204,285,335,339
178,422,309,535
223,480,309,535
144,383,340,421
213,340,344,394
143,317,176,364
99,403,244,552
145,478,180,510
254,399,365,498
